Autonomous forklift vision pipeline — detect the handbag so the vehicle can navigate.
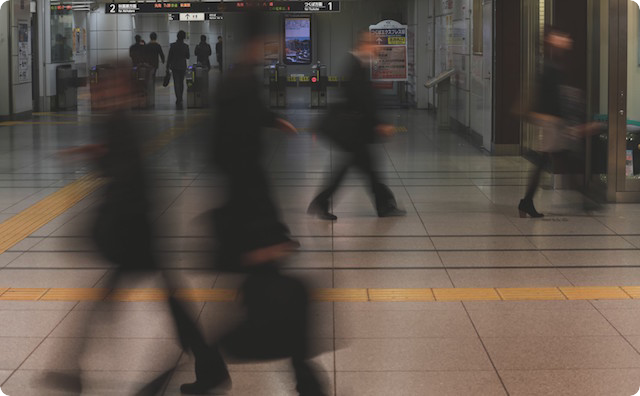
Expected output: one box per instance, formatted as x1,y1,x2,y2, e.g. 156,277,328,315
162,69,171,87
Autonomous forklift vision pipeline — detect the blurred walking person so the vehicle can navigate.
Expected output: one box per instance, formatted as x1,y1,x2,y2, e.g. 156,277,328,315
308,31,405,220
518,28,602,218
176,11,327,396
167,30,190,109
42,66,196,395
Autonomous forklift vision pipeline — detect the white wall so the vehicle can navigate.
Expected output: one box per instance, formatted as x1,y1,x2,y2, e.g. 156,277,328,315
88,8,134,66
415,0,493,149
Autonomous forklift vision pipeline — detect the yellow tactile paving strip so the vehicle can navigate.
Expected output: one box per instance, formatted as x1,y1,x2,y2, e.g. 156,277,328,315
0,119,195,255
0,175,103,253
1,287,640,302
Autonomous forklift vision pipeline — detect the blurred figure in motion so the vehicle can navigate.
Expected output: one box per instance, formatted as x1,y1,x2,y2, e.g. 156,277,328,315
308,31,405,220
519,28,603,218
45,65,191,395
175,11,326,396
167,30,190,109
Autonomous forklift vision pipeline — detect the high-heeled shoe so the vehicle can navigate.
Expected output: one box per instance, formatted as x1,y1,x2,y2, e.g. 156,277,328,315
307,199,337,220
518,199,544,218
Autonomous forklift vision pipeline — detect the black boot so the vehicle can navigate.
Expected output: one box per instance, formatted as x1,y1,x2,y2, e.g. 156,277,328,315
181,345,231,394
307,196,337,220
374,183,406,217
518,199,544,218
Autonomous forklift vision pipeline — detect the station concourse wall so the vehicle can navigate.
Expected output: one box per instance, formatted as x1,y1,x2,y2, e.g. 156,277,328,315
0,0,34,119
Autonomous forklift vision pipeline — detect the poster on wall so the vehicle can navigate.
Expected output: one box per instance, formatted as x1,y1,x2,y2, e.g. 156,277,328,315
369,20,408,81
284,17,311,65
17,21,30,83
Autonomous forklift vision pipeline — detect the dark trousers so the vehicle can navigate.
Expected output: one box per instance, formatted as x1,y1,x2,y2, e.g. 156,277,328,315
172,69,186,104
314,145,395,212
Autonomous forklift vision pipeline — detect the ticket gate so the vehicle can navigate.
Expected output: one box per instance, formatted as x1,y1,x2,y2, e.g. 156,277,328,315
187,64,209,108
310,62,327,108
265,63,287,108
132,64,155,109
56,65,78,110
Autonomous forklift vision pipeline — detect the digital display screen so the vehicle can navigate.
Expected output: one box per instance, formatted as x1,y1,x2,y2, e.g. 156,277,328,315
284,17,311,65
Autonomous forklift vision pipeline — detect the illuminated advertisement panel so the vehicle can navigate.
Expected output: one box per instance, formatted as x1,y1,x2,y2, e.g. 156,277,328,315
284,17,311,65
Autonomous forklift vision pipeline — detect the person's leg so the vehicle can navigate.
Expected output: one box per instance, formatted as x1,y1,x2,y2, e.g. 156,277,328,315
520,151,548,217
292,358,327,396
172,69,185,106
308,157,351,220
352,146,404,217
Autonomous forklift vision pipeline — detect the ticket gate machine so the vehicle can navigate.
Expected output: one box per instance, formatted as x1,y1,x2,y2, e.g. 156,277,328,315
265,63,287,108
187,64,209,108
310,62,327,108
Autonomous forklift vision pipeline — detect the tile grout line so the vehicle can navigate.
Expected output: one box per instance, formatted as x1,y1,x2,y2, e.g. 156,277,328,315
461,302,512,396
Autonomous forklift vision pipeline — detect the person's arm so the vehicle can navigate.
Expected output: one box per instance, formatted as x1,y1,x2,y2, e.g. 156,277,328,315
166,45,173,69
159,45,165,64
185,44,190,60
194,44,200,57
207,44,212,57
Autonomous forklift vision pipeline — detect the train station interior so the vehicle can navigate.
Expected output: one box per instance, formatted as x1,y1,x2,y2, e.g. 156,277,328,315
1,0,640,395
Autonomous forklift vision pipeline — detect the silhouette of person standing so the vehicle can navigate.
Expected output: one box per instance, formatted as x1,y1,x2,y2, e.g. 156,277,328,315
216,35,223,72
167,30,190,109
195,35,212,70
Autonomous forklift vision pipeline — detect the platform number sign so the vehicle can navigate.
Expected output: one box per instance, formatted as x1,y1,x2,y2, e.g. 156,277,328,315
108,3,116,13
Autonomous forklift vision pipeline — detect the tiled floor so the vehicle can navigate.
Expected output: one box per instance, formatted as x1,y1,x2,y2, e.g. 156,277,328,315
2,88,640,395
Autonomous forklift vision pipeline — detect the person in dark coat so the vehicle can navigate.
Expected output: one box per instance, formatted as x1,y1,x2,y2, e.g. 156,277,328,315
176,13,326,396
129,35,146,66
144,32,165,78
42,66,195,395
166,30,190,109
194,35,212,70
307,31,405,220
215,36,223,72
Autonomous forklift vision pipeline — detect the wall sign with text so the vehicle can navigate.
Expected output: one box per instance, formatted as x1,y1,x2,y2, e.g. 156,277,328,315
369,20,408,81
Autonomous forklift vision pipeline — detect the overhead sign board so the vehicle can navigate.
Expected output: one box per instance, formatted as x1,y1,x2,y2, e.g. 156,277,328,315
369,20,408,81
169,12,223,20
106,1,340,14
